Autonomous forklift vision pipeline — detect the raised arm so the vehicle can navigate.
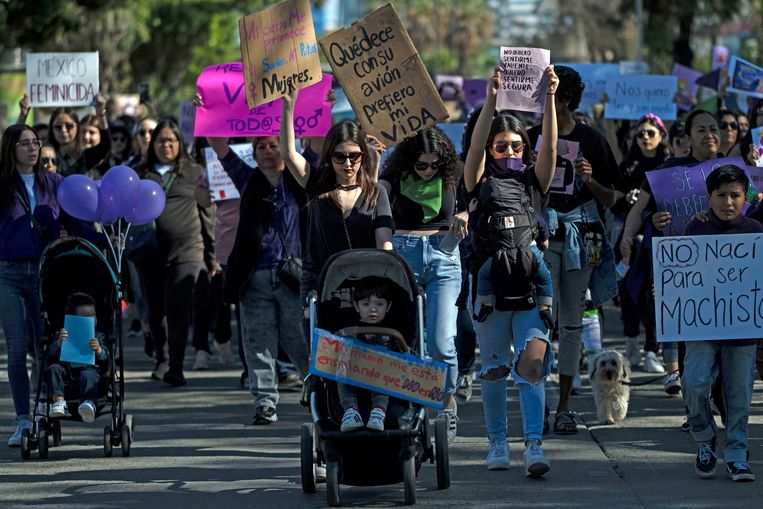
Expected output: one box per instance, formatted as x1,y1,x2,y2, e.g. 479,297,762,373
16,94,30,125
534,65,559,193
463,68,500,193
279,87,310,188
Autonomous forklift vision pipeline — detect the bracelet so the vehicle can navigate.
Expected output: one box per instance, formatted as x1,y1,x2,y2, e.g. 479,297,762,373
546,92,555,96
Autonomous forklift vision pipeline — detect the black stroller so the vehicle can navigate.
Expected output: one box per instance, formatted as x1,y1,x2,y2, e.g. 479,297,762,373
300,249,450,506
20,237,133,459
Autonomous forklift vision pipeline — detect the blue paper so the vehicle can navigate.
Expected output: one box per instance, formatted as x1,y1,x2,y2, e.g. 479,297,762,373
604,75,677,121
61,315,96,366
556,62,620,114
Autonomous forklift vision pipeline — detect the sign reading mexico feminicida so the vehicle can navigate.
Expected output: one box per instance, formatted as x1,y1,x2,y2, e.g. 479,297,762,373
26,52,100,107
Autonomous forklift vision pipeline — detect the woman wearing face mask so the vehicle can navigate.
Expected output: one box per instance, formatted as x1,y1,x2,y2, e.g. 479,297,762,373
48,94,111,176
126,118,158,168
378,126,465,443
134,120,216,387
0,125,104,446
463,65,559,475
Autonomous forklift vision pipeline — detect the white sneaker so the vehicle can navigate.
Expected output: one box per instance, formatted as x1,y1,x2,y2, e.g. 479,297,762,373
214,340,234,365
151,360,169,380
523,441,550,477
78,400,96,423
438,400,458,444
193,350,210,370
486,440,510,470
644,352,665,373
340,408,364,432
49,400,68,418
367,407,386,431
625,338,641,368
8,419,32,447
664,373,681,395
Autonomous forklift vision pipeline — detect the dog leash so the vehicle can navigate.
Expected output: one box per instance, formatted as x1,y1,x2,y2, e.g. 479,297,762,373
620,369,678,386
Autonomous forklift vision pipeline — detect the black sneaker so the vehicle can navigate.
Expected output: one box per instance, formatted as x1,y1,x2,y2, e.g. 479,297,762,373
695,437,717,478
726,462,755,482
143,332,155,358
680,416,690,432
253,406,278,425
163,370,187,387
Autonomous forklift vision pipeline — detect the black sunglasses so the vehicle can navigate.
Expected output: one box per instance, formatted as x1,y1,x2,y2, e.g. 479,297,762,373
636,129,659,139
414,160,446,172
491,140,524,155
41,157,59,165
718,120,739,130
331,151,363,164
138,128,153,136
112,136,127,142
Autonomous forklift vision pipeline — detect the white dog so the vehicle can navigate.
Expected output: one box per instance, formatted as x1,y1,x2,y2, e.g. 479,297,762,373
589,350,631,425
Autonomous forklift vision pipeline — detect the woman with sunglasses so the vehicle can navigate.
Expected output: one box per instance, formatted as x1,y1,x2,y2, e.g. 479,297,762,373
463,65,558,474
0,125,105,446
94,125,134,178
40,145,59,173
280,87,393,304
717,109,740,157
126,118,158,168
48,93,111,176
378,126,466,442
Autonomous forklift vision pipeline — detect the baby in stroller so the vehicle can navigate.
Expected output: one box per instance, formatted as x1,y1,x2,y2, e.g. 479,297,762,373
337,277,408,432
45,293,108,423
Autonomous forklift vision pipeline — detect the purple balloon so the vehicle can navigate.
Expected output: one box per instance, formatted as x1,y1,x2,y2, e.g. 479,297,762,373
57,175,99,221
95,182,119,225
101,165,141,217
124,179,166,225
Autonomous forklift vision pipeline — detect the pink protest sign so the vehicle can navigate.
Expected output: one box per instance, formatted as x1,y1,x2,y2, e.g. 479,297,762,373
194,62,333,137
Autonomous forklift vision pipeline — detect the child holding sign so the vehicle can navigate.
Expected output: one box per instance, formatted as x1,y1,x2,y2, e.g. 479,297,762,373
44,293,108,423
338,277,405,432
681,165,763,482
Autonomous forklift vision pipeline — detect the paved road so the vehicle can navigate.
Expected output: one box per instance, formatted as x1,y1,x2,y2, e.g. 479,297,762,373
1,308,762,508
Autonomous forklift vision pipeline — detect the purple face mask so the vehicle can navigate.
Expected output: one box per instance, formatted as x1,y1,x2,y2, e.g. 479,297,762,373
490,157,527,177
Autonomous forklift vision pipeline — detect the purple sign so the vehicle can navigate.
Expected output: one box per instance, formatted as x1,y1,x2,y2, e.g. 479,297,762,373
645,156,748,235
463,79,487,107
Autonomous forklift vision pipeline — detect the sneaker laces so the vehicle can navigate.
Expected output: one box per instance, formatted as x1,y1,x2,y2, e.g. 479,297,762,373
526,441,543,457
698,441,716,464
729,462,749,471
488,441,506,458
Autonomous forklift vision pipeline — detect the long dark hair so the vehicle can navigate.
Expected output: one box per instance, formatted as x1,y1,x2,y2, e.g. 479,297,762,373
109,125,132,162
140,119,187,176
623,117,669,169
381,126,458,190
0,125,46,209
48,107,81,157
315,121,379,210
486,113,532,166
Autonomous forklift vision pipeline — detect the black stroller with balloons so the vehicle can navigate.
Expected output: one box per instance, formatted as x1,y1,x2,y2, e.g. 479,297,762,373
20,166,166,460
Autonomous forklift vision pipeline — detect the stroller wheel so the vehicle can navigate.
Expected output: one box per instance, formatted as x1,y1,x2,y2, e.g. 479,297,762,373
326,461,340,507
300,423,316,493
434,417,450,490
103,426,113,457
120,425,131,457
403,455,416,505
52,420,62,447
20,429,31,460
38,424,49,459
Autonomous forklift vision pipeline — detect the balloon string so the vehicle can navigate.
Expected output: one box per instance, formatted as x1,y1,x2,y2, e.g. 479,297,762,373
117,220,122,273
104,223,119,272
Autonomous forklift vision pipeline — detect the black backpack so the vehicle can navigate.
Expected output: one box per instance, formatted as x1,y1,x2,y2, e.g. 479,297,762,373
476,173,539,311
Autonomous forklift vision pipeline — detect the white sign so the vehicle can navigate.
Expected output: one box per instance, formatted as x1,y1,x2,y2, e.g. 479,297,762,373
26,52,99,107
652,234,763,342
204,143,256,201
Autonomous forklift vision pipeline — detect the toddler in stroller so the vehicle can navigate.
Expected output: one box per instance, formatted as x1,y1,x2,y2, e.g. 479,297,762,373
45,293,109,423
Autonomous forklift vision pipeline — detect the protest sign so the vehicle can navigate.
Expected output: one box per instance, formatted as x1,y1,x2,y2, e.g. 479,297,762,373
239,0,322,108
61,315,96,366
604,75,677,121
645,156,748,235
437,122,466,154
619,61,648,75
712,45,730,71
319,4,448,144
652,233,763,342
556,62,620,114
435,74,464,100
672,63,703,110
113,95,139,117
535,136,579,195
751,127,763,167
310,328,449,409
727,56,763,99
204,143,257,201
496,47,550,113
178,101,195,145
26,52,99,107
748,164,763,193
462,78,487,107
194,62,332,137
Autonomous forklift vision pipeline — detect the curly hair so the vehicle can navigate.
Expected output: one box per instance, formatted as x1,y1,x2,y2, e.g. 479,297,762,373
381,126,459,189
554,65,585,113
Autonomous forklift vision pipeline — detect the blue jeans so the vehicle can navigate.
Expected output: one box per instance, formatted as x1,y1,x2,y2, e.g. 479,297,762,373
683,340,757,463
476,306,551,443
44,364,100,403
393,233,461,395
0,261,42,419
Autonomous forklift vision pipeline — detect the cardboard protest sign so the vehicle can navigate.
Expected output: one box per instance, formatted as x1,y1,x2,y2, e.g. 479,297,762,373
535,136,579,195
310,328,449,409
195,63,332,137
239,0,322,108
319,3,449,145
26,52,99,107
496,47,550,113
604,75,677,121
556,62,620,114
672,64,703,110
652,233,763,342
727,56,763,99
61,315,96,366
178,101,195,145
645,156,748,235
712,45,730,71
204,143,257,201
463,78,487,107
751,127,763,167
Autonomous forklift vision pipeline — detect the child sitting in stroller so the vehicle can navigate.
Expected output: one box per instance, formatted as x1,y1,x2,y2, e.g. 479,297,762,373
338,277,407,432
45,293,108,423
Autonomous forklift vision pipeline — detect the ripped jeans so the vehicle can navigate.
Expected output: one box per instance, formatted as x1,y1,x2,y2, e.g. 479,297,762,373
476,305,552,443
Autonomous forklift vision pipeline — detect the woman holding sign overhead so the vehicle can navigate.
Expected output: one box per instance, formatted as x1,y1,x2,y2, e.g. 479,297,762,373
48,93,111,177
463,65,558,475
